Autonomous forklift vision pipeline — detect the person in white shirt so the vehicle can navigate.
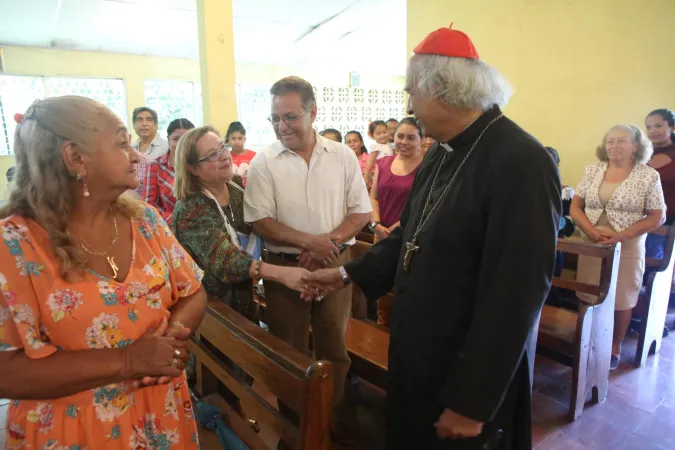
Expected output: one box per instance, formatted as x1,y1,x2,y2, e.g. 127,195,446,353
131,106,169,160
363,120,394,185
244,76,371,445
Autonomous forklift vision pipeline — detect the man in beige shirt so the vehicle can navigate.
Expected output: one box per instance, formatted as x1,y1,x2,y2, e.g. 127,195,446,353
244,76,371,444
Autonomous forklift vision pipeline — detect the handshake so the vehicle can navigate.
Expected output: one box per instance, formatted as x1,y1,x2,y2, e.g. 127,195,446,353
298,267,347,302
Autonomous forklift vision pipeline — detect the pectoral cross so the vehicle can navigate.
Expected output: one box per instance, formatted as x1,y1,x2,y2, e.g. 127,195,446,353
403,240,419,272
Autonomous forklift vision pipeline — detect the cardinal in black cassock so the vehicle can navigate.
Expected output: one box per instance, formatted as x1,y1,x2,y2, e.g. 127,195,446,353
305,26,561,450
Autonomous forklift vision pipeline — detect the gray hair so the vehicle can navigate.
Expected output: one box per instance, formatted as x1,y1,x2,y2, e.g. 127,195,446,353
405,54,513,110
270,76,317,110
0,96,142,282
596,124,653,165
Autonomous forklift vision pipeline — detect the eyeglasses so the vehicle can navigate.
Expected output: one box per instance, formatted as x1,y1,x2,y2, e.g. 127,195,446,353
196,144,229,164
267,108,309,127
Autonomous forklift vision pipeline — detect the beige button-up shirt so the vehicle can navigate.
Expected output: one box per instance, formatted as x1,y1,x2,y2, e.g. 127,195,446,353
244,133,372,254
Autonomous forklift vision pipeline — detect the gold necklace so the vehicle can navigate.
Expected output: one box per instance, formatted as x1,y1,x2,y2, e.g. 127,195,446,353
69,212,120,280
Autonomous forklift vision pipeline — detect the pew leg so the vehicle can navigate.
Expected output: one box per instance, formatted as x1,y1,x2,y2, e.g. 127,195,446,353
634,315,651,368
635,274,672,367
569,310,593,422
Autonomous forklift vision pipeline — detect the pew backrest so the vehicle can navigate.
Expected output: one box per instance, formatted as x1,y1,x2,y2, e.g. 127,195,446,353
554,239,621,306
191,301,333,450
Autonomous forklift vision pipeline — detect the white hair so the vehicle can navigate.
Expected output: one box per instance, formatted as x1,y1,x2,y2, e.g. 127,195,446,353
596,124,653,165
405,54,513,110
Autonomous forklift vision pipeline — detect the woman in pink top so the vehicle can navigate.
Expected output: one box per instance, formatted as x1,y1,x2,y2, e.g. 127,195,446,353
370,117,424,241
369,117,423,325
345,130,374,190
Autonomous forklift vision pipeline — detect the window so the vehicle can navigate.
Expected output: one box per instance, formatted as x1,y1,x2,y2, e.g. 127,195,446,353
143,80,203,136
235,84,276,148
0,75,127,156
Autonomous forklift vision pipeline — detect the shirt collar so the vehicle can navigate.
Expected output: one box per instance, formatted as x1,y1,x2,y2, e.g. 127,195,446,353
271,130,336,158
444,105,503,150
133,132,162,149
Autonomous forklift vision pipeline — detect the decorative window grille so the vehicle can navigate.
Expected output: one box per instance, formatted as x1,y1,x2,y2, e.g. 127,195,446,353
235,84,406,148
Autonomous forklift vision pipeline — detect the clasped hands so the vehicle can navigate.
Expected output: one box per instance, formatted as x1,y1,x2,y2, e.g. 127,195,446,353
125,317,192,388
298,233,342,271
588,227,627,245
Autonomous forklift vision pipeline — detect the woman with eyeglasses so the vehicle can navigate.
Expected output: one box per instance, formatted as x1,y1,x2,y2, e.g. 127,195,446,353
171,126,318,322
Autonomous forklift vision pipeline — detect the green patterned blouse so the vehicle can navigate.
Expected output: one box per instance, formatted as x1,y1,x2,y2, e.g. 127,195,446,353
172,175,257,319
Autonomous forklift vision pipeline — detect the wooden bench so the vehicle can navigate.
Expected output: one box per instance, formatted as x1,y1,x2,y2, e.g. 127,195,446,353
633,225,675,367
356,231,375,244
345,318,390,390
191,301,334,450
537,240,620,421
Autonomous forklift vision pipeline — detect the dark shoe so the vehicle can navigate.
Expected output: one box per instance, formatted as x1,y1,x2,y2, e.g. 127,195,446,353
610,355,620,370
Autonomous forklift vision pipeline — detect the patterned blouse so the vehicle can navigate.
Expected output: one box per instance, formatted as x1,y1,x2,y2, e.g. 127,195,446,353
0,205,204,450
576,162,666,232
172,175,257,320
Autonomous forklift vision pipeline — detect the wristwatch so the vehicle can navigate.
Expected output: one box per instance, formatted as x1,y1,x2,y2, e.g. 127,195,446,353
338,266,351,286
368,221,381,232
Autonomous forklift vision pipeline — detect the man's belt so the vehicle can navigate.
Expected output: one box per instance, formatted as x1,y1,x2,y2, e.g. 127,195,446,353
264,245,349,262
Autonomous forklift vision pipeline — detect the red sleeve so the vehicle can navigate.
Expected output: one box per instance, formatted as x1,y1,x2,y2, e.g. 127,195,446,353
142,162,160,206
656,152,675,183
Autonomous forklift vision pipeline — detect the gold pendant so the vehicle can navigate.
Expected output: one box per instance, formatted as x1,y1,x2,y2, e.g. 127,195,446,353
403,240,419,272
107,256,119,280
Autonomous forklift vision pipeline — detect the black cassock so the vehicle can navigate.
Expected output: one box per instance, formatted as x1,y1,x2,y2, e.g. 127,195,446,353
344,107,561,450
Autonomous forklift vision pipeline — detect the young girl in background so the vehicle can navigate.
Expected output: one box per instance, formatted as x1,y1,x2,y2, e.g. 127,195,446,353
226,121,256,187
363,120,393,185
345,130,374,190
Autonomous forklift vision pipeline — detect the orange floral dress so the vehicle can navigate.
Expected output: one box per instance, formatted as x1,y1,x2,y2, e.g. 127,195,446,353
0,205,204,450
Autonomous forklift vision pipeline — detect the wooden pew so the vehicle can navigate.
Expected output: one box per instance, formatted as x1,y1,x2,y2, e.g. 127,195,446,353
346,239,622,423
191,301,334,450
537,240,620,422
356,231,375,244
350,239,374,320
632,225,675,367
345,318,390,390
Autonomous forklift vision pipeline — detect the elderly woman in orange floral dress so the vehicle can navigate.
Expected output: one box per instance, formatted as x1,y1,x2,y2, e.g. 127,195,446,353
0,96,207,449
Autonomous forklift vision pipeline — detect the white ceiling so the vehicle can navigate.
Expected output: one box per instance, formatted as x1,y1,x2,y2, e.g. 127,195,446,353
0,0,408,75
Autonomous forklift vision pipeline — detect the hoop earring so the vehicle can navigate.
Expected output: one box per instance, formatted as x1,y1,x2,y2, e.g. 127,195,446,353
76,174,90,197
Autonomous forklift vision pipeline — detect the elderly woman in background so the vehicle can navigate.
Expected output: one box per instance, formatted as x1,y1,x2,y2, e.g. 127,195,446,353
141,118,195,226
172,126,317,321
0,96,207,449
570,124,665,370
